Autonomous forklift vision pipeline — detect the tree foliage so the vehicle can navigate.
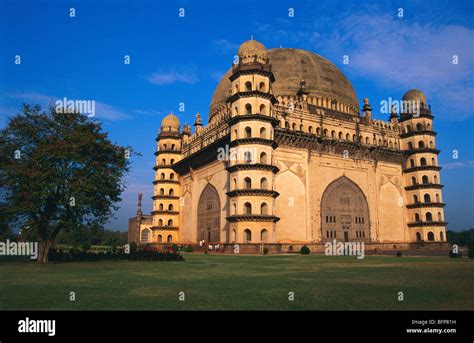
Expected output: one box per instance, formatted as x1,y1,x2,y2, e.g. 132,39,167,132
0,104,134,263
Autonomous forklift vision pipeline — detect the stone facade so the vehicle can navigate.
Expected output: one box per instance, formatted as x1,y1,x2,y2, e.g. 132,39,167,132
128,40,447,247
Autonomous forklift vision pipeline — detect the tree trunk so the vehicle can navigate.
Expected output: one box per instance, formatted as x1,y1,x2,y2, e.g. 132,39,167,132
37,239,52,264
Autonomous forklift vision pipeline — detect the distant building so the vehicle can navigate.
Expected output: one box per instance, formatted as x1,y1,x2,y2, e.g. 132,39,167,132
129,39,447,248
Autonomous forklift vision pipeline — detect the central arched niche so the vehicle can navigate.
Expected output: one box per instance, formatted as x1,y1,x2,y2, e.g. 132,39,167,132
320,176,370,242
197,184,221,242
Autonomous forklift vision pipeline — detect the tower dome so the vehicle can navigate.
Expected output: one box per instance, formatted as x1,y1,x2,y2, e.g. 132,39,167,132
238,39,267,59
161,113,180,131
403,89,427,107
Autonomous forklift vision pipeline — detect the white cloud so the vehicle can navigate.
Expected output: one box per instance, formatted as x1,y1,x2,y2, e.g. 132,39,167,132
146,70,199,85
441,160,474,170
211,39,239,54
3,91,130,121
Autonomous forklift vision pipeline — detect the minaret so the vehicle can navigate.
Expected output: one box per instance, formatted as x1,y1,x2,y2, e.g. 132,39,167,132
152,113,182,243
225,39,280,244
399,89,446,242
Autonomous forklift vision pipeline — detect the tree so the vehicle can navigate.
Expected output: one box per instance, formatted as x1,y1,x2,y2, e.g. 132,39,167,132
0,104,134,263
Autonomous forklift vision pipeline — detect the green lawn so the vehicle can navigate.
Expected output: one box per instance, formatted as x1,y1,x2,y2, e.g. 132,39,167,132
0,254,473,310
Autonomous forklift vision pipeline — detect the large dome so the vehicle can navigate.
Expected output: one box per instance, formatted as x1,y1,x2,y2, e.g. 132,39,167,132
210,47,359,113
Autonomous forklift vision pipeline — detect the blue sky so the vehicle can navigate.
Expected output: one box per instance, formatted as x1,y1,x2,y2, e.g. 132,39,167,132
0,0,473,231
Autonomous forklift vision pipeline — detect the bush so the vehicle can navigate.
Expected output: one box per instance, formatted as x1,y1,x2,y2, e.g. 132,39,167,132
449,250,462,258
468,247,474,259
128,242,137,253
300,245,310,255
183,245,193,253
396,251,402,257
48,248,185,262
171,244,179,252
263,247,269,255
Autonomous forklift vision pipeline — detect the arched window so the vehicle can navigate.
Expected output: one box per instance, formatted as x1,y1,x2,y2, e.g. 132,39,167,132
261,229,268,242
140,229,151,243
416,123,423,131
426,212,433,221
331,130,336,139
157,235,162,243
170,159,175,164
160,188,165,195
308,126,313,133
406,125,411,132
259,104,266,115
285,121,289,129
431,157,436,166
413,195,419,203
161,173,165,180
300,124,303,131
244,177,252,189
435,194,440,202
159,203,164,211
163,144,167,150
415,213,420,222
338,132,343,140
261,202,268,215
161,158,166,165
416,232,422,241
260,152,267,164
233,178,237,190
418,141,425,148
424,194,431,203
158,219,163,226
365,137,369,144
245,127,252,138
429,141,434,148
422,175,429,184
434,175,438,184
169,189,174,196
259,82,266,92
232,203,237,215
167,219,173,226
412,177,417,185
167,235,172,243
245,103,252,114
244,202,252,214
316,127,321,135
244,229,252,243
168,204,173,211
420,157,427,166
234,107,238,115
245,81,252,91
438,212,442,221
427,232,434,241
244,151,253,163
171,144,175,150
260,127,267,139
410,159,415,167
292,123,296,130
260,177,268,189
323,129,328,137
232,229,237,242
440,231,444,241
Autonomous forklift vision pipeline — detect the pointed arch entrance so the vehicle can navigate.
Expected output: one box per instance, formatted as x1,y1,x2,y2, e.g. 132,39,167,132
321,176,370,242
197,184,221,242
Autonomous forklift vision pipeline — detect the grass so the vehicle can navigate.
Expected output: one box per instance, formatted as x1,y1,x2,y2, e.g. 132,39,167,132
0,254,473,310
